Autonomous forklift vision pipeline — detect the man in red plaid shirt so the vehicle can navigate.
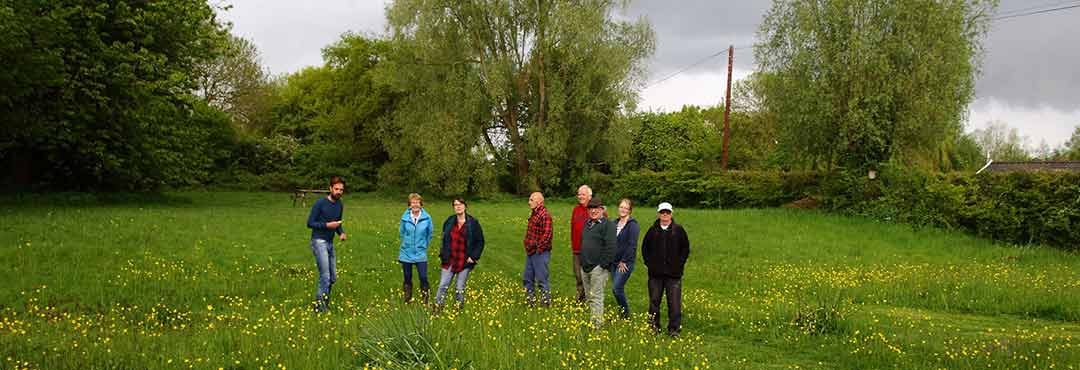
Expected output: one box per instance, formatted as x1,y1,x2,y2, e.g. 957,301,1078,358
523,192,553,307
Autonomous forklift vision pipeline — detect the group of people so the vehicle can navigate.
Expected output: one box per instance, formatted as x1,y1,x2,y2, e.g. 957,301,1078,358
304,177,690,336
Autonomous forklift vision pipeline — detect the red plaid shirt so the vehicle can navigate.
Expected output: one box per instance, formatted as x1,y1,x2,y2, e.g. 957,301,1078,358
443,221,468,273
524,205,553,255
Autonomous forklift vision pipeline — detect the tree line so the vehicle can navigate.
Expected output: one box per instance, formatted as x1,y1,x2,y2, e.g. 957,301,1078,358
3,0,1078,195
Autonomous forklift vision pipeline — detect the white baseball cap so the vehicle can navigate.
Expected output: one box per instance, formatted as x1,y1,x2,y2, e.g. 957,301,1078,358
657,202,673,213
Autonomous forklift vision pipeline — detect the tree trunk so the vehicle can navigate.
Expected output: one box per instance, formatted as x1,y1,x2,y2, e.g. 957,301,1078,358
501,100,535,194
536,0,547,129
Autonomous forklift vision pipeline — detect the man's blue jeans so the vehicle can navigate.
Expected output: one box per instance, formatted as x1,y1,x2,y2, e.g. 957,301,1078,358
610,262,634,318
311,238,336,311
523,251,551,305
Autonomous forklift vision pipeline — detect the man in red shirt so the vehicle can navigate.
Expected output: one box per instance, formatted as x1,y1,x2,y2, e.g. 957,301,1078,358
523,192,553,307
570,184,592,303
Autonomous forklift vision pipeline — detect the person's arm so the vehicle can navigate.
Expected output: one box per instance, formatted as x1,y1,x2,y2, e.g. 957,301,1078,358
425,217,433,246
602,222,617,266
679,227,690,265
540,214,553,251
640,228,652,265
307,202,325,230
623,222,640,263
470,219,485,262
336,206,345,235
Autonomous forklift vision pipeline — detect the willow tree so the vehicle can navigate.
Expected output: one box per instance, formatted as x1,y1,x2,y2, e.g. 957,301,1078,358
755,0,996,171
382,0,654,194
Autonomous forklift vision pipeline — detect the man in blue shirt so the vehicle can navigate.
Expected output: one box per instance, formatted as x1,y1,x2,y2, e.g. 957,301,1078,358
307,176,348,313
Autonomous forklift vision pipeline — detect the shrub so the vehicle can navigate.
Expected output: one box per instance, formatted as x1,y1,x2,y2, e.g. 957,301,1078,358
611,170,823,209
825,167,1080,251
613,167,1080,250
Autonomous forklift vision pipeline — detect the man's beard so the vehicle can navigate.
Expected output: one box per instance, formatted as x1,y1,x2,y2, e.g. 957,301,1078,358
331,193,342,200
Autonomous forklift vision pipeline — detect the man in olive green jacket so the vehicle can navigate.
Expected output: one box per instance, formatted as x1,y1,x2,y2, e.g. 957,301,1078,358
579,196,617,327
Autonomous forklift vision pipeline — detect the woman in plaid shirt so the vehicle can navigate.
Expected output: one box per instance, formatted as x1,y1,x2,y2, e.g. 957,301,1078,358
434,197,485,310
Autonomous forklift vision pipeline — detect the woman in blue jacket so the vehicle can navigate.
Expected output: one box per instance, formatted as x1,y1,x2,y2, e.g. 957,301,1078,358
435,196,484,310
399,193,433,304
611,198,640,319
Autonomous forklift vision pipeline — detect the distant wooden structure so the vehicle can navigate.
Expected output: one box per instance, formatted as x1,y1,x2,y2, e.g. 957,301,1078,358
293,188,330,207
976,160,1080,174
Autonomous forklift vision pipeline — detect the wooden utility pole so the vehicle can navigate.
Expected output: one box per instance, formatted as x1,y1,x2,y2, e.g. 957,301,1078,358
721,45,733,170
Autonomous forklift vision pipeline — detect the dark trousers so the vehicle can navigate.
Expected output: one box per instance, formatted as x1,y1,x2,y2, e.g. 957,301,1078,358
648,276,683,334
401,261,430,289
573,253,586,302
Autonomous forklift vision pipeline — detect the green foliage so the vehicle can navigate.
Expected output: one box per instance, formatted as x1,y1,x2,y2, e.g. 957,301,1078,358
611,170,822,209
629,104,780,173
970,120,1031,161
195,33,274,135
4,193,1080,369
630,107,713,171
384,0,654,194
826,167,1080,251
1063,126,1080,160
259,34,396,191
755,0,997,171
947,132,986,171
146,99,237,187
0,0,229,191
614,166,1080,250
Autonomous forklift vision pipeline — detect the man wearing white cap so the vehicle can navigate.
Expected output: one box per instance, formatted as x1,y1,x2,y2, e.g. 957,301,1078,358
640,202,690,336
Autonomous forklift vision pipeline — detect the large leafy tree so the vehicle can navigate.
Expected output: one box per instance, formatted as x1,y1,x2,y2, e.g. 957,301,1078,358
195,33,273,136
383,0,654,194
268,34,396,190
1,0,228,190
755,0,996,171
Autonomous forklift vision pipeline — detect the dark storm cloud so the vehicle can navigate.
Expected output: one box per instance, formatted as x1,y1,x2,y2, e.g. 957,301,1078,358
624,0,769,77
977,2,1080,111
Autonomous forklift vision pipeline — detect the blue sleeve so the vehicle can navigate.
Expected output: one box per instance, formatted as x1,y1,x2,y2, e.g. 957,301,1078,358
622,223,640,263
334,206,343,235
425,219,433,246
472,220,485,260
307,202,325,230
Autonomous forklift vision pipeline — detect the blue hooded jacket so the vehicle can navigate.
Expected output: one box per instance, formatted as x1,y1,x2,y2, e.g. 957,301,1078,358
399,208,433,263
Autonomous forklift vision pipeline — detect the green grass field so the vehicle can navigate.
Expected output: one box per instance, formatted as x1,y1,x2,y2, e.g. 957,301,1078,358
1,192,1078,369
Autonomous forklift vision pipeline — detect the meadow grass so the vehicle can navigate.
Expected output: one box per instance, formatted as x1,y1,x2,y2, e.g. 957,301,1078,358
1,192,1078,369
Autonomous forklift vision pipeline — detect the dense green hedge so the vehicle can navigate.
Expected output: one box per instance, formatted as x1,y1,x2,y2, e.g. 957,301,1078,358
827,168,1080,251
612,169,1080,251
610,170,821,208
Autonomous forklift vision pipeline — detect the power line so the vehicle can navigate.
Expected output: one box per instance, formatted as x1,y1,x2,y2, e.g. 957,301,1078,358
645,1,1080,89
644,50,725,89
994,0,1080,17
993,3,1080,20
644,44,752,89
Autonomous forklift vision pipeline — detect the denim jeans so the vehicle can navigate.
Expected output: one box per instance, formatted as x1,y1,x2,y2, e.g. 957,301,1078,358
311,238,336,311
648,276,683,335
435,267,472,306
610,262,635,318
523,251,551,304
400,261,429,289
580,265,609,327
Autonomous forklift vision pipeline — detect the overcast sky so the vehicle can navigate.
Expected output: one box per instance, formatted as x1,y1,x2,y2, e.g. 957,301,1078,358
219,0,1080,148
